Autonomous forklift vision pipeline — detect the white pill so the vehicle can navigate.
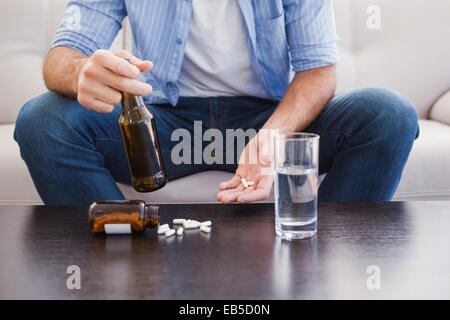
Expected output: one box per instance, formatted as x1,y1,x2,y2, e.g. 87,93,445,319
200,225,211,233
241,177,249,188
157,226,170,235
183,220,200,229
173,218,186,224
247,181,254,186
157,224,169,231
184,223,200,229
176,227,184,236
201,221,212,227
165,229,175,237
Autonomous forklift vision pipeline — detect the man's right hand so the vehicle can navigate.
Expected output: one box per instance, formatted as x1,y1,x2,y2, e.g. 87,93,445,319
76,49,153,113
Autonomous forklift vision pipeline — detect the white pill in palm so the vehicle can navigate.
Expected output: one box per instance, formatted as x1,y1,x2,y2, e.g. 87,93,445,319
176,227,184,236
200,225,211,233
241,177,249,188
165,229,175,237
247,181,254,186
201,221,212,227
173,219,186,224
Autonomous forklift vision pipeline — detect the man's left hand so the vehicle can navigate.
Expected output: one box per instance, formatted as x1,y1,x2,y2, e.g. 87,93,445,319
217,133,274,203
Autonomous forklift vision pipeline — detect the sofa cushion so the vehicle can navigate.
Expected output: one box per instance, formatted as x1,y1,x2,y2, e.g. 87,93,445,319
0,1,49,124
430,90,450,126
394,119,450,200
119,171,234,204
0,124,41,204
0,0,124,125
334,0,450,119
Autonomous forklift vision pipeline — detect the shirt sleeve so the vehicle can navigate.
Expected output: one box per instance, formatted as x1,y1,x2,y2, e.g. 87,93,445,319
51,0,127,56
283,0,339,72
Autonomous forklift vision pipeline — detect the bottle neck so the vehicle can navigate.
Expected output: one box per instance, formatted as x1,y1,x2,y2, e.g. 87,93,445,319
121,58,145,111
121,92,146,112
144,205,160,229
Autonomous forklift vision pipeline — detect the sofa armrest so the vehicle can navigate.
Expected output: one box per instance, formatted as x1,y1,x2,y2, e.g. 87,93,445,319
430,90,450,126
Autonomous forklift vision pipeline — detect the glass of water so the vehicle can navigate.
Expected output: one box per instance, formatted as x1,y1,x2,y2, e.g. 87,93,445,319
273,133,319,240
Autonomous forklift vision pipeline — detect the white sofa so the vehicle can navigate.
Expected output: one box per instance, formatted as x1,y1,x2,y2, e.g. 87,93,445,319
1,0,449,204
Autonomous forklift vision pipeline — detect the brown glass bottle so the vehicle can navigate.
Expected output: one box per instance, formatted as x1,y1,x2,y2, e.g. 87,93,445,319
89,200,159,234
119,79,167,192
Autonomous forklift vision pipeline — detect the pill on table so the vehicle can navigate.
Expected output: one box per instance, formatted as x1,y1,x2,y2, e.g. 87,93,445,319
173,218,186,224
200,225,211,233
183,220,200,229
157,224,169,232
176,227,184,236
157,226,170,235
241,177,249,188
184,222,200,229
247,181,254,186
201,221,212,227
165,229,176,237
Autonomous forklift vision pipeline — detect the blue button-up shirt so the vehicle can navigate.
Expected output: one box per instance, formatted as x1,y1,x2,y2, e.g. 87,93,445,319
52,0,338,106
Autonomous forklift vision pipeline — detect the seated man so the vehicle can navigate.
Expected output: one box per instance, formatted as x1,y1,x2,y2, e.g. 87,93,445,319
14,0,419,205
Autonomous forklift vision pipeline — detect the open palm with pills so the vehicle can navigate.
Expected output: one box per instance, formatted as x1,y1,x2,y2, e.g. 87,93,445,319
217,133,274,203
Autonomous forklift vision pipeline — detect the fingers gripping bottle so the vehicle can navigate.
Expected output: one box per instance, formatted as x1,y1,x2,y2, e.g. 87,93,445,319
119,60,167,192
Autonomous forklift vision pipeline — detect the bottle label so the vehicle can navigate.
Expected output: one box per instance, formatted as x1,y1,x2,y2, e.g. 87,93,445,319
104,224,132,234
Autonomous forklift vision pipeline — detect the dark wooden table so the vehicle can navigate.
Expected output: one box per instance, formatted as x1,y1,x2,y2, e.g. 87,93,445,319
0,202,449,299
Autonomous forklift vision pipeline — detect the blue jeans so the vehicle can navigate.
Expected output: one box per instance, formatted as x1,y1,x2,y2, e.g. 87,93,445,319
14,88,419,205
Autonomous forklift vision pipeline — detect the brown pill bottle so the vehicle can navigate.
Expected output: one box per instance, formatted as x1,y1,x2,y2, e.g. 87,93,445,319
89,200,159,234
